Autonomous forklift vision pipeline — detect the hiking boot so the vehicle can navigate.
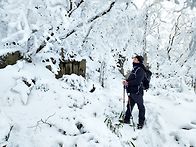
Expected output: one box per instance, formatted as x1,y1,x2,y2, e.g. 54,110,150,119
137,123,144,129
119,119,130,124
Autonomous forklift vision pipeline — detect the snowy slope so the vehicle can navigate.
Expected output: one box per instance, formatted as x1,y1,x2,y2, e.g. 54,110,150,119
0,61,196,147
0,62,124,147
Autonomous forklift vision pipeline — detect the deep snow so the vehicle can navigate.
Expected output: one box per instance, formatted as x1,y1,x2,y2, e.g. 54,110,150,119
0,62,196,147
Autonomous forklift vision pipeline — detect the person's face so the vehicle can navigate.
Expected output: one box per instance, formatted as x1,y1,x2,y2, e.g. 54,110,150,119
132,57,140,63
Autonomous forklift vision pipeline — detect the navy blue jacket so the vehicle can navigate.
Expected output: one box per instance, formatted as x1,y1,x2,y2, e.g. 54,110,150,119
126,63,145,95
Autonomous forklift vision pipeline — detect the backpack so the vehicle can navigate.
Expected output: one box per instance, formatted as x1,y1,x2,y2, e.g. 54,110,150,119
143,69,152,90
132,66,152,90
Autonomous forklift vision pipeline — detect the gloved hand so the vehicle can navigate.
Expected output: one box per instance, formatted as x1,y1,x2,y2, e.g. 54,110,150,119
122,80,128,86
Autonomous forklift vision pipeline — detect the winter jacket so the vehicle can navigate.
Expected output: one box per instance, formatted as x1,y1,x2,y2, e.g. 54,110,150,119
126,63,145,95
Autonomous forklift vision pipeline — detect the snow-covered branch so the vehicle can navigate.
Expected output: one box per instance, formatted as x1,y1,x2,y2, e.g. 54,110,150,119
88,1,115,23
82,25,93,45
67,0,84,17
60,1,115,39
166,14,181,60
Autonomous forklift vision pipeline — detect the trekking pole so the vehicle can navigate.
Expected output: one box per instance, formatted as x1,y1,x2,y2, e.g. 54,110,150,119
123,85,126,122
130,115,135,131
129,98,135,132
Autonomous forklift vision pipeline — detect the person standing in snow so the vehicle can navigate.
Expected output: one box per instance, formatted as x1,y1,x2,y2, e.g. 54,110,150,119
122,55,146,129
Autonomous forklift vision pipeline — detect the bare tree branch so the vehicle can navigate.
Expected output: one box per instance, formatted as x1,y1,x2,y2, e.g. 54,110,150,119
5,125,14,142
82,25,93,46
166,14,181,60
28,113,67,135
29,113,56,130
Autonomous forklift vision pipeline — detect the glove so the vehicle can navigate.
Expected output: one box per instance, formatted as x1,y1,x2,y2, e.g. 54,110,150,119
122,80,128,86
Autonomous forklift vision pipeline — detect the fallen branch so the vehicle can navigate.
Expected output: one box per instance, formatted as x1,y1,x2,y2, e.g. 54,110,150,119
29,113,66,135
29,113,56,130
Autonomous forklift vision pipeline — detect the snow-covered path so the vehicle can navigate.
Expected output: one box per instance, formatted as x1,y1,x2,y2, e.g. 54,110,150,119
113,91,196,147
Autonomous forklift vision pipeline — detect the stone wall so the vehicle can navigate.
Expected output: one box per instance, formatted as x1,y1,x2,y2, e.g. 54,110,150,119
0,51,22,69
55,59,86,79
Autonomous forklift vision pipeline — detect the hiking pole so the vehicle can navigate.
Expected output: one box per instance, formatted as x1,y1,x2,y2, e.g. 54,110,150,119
130,115,135,131
129,98,135,131
119,85,126,121
123,85,126,122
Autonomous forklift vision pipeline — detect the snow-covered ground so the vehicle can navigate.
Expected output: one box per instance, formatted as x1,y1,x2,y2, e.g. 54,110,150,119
1,0,196,146
0,62,195,147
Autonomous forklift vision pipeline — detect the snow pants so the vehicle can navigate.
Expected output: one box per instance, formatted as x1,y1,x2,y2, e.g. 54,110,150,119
125,93,145,125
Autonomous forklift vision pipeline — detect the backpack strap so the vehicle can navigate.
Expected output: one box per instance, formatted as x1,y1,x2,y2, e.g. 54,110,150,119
132,67,144,94
132,67,141,77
